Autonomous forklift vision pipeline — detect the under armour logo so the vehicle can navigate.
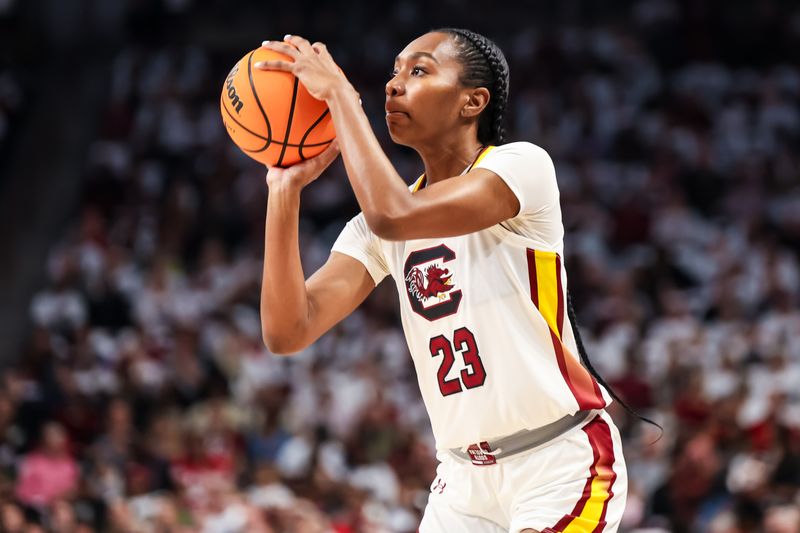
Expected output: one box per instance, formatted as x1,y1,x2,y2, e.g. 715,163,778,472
431,478,447,494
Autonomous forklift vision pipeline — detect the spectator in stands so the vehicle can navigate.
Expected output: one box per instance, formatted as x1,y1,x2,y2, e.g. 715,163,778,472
15,422,78,509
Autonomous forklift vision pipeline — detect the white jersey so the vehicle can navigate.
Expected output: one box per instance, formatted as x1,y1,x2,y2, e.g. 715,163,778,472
332,142,611,450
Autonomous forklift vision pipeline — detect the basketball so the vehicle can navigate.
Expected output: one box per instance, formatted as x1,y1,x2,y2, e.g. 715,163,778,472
220,47,336,167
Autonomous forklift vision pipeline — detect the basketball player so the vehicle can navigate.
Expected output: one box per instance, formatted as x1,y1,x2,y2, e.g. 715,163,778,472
256,29,628,532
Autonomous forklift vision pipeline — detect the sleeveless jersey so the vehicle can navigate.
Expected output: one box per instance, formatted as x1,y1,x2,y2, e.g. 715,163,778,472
331,142,611,450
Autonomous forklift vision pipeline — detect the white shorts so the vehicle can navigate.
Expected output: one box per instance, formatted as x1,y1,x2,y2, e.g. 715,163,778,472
419,410,627,533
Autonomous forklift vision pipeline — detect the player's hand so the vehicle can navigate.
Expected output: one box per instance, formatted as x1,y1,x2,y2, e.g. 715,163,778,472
265,139,339,191
256,35,350,102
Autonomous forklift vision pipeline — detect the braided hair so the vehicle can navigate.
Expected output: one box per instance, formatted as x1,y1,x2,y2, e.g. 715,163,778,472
567,292,663,435
439,30,660,436
434,28,509,146
439,33,659,435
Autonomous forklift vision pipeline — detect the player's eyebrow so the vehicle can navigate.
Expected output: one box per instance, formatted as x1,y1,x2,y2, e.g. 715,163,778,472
394,51,440,64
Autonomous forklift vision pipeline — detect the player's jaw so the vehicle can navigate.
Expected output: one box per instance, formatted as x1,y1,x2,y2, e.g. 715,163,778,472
384,32,467,148
385,91,468,149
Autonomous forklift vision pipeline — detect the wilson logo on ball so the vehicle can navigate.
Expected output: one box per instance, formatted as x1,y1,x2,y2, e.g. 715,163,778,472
225,65,244,114
220,47,336,167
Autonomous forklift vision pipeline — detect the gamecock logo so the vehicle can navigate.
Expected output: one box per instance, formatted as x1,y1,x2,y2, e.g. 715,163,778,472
403,244,462,321
406,264,454,301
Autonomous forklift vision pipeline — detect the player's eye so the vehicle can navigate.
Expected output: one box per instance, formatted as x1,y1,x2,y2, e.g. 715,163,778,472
389,65,427,79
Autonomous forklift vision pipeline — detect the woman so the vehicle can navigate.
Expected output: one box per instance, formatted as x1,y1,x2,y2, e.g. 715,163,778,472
256,29,627,533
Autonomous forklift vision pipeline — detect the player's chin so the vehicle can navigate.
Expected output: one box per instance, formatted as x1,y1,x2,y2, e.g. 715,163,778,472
386,120,413,145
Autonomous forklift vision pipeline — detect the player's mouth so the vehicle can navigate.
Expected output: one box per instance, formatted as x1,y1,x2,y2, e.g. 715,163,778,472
385,112,410,125
385,102,410,120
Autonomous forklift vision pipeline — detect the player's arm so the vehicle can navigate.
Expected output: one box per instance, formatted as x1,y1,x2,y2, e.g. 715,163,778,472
342,158,518,240
327,84,519,239
261,143,375,355
262,248,375,355
257,36,520,240
322,72,519,239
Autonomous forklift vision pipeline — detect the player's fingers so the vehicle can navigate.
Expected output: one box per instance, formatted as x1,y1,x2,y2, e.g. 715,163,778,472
260,40,299,59
305,140,340,174
310,139,339,176
318,139,340,166
252,59,294,72
311,42,330,57
284,34,314,54
285,140,339,185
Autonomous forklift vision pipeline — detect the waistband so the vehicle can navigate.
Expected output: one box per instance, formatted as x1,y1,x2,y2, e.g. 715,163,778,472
448,410,597,465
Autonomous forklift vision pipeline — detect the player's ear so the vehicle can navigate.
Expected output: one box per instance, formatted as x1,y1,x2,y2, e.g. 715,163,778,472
460,87,490,119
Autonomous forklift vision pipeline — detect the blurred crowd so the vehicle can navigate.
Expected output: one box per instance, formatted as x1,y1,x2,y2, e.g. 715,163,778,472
0,0,24,171
0,67,23,167
0,64,24,172
3,0,800,531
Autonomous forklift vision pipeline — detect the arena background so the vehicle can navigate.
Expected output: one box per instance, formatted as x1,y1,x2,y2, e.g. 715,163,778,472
1,0,799,531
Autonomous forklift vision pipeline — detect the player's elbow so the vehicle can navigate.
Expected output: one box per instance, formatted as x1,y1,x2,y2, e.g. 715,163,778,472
365,211,406,241
261,322,307,356
364,193,415,241
262,331,305,355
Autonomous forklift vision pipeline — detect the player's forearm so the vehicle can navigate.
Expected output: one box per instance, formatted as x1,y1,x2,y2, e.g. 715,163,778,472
327,83,414,235
261,183,310,354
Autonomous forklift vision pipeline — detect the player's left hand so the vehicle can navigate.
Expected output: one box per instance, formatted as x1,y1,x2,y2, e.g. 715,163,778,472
256,35,350,102
265,139,340,191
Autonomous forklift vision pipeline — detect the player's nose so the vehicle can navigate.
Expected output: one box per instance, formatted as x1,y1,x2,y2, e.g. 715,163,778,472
385,78,405,97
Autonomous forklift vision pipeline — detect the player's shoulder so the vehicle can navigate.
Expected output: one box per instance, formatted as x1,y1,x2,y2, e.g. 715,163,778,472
487,141,552,159
344,210,370,229
477,142,555,177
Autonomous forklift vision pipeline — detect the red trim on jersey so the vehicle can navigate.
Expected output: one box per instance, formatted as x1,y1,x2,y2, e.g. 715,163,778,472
554,254,604,408
549,415,618,532
526,248,605,411
554,337,605,410
555,254,565,335
526,249,539,308
549,328,572,397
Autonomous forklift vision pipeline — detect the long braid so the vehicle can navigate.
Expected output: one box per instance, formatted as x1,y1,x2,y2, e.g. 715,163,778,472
434,28,509,145
438,28,659,436
567,291,663,434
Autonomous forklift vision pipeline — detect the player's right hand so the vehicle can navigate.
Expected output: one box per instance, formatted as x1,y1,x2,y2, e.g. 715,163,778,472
265,139,339,191
257,35,349,103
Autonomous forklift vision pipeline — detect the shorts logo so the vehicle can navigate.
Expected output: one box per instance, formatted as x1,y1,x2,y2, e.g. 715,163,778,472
403,244,462,321
431,478,447,494
466,442,496,466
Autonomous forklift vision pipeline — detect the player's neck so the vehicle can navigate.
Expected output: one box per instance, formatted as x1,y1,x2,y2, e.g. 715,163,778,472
416,133,484,186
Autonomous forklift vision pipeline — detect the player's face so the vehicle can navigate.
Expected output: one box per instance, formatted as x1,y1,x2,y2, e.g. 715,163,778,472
385,32,472,147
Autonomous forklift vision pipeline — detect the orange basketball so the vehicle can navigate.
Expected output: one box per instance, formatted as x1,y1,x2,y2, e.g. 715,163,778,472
220,47,336,167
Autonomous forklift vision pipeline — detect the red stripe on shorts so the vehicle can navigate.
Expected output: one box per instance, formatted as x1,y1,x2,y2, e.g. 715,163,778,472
591,417,617,532
548,415,617,533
